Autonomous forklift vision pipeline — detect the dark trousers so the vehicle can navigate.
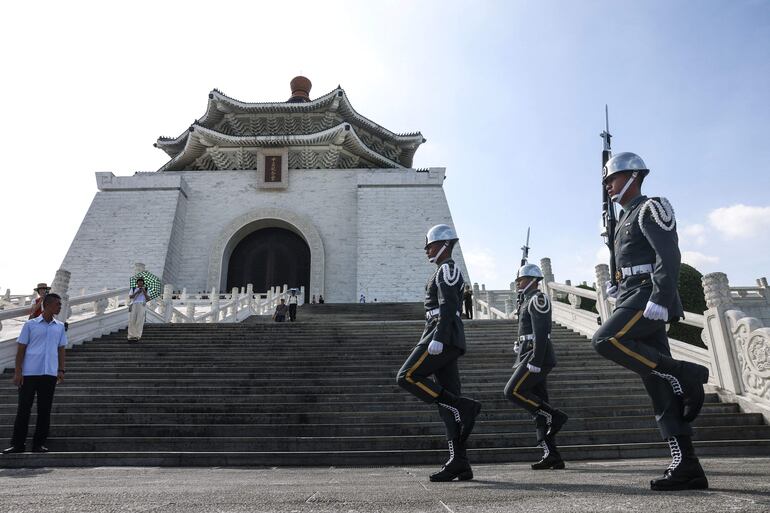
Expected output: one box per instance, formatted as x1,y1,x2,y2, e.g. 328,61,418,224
11,375,57,448
592,307,691,439
397,322,463,440
505,364,555,442
464,300,473,319
288,304,297,322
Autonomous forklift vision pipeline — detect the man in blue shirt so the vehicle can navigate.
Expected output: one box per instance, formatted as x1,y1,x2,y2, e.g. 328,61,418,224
3,293,67,454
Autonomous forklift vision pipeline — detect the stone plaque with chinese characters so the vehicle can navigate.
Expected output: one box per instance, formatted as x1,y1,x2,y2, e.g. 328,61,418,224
265,156,282,183
257,149,289,189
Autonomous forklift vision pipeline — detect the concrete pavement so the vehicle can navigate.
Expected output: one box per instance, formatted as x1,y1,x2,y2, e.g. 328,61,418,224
1,457,769,512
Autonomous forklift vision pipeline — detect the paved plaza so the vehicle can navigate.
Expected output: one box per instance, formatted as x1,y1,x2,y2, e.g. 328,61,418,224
1,457,769,512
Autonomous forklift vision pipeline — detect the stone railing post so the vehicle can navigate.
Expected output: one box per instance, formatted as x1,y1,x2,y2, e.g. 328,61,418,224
595,264,612,323
162,284,174,322
210,287,219,323
299,286,306,305
230,287,239,317
246,284,254,311
133,262,146,275
51,269,72,323
93,287,108,317
701,272,742,393
540,257,554,297
504,297,512,318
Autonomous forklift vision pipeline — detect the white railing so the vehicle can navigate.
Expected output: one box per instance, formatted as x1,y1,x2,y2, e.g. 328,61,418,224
0,266,306,372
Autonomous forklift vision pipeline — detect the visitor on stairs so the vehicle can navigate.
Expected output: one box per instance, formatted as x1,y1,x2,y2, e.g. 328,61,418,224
273,299,288,322
28,283,50,320
3,293,67,455
288,289,299,322
505,263,567,470
128,278,148,342
592,152,709,491
396,224,481,482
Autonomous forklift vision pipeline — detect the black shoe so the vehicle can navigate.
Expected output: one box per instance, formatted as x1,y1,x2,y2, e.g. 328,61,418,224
31,445,49,453
2,446,25,454
531,439,565,470
546,409,568,438
429,459,473,482
457,397,482,443
650,458,708,491
655,358,709,422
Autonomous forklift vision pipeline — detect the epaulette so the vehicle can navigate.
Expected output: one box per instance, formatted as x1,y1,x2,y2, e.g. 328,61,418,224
527,291,551,315
638,197,676,238
436,260,462,287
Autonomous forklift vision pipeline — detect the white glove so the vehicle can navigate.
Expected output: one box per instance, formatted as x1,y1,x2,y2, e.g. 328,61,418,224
605,280,619,299
643,301,669,321
527,363,541,373
428,340,444,355
513,341,522,353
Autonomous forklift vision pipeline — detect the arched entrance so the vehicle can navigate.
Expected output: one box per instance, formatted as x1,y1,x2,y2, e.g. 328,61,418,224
226,227,310,301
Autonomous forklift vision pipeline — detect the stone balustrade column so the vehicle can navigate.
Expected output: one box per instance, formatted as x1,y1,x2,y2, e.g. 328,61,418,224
51,269,72,323
299,286,305,305
246,284,254,311
93,287,108,317
504,298,512,318
595,264,612,323
133,262,146,275
231,287,239,316
210,287,219,323
540,258,554,297
162,284,174,322
701,272,742,393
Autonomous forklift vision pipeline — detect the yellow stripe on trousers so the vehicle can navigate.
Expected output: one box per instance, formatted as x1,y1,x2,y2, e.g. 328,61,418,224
608,310,657,368
512,370,540,408
405,350,439,398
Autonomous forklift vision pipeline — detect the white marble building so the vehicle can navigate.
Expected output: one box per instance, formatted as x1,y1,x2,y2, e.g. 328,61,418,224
60,77,469,302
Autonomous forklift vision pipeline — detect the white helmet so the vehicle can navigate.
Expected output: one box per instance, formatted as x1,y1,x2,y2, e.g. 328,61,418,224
517,263,544,280
424,224,458,249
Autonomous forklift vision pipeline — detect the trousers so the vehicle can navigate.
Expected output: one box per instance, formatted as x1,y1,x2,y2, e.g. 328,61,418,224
10,375,57,447
592,306,691,439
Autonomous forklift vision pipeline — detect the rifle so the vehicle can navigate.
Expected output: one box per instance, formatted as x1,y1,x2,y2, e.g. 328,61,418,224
600,105,617,286
516,228,531,310
520,226,530,267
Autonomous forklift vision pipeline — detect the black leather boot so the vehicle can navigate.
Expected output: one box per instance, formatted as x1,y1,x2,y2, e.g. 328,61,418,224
546,409,569,437
430,439,473,482
438,391,482,443
531,437,565,470
653,357,709,422
650,436,708,491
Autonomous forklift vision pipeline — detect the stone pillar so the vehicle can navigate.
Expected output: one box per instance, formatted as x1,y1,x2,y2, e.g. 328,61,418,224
51,269,72,323
162,284,174,322
246,284,254,311
701,272,742,393
504,298,512,318
299,286,306,305
231,287,240,317
133,262,146,275
93,287,108,317
540,257,554,297
595,264,612,323
210,287,219,323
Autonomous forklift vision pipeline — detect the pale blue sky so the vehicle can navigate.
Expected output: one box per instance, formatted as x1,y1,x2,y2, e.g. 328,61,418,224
1,0,768,292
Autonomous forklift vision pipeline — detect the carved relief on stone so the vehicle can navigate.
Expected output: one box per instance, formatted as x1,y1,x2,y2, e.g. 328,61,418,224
728,310,770,401
703,272,734,310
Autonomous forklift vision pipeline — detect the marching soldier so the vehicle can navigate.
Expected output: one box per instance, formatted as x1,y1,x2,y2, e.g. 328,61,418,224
593,152,709,491
505,263,568,470
396,224,482,482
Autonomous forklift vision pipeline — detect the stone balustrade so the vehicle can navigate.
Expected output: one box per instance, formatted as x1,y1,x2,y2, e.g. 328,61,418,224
0,265,305,372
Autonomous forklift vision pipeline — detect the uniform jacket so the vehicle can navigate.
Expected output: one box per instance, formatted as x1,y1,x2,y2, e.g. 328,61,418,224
614,195,684,321
424,259,466,354
515,289,556,369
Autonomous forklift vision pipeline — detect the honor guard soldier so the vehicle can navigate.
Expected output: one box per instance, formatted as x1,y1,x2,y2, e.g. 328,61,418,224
505,263,568,470
593,152,709,491
396,224,482,482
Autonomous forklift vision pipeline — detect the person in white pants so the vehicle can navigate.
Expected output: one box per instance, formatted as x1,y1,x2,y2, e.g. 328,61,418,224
128,278,148,341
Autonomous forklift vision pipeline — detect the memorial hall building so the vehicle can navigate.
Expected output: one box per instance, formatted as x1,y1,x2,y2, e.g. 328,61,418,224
60,77,469,302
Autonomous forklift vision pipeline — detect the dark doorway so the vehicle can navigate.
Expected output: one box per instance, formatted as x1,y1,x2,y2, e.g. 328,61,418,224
226,227,310,302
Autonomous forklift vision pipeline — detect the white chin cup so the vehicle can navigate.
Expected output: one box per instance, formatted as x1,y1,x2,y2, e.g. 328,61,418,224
429,242,448,263
611,172,638,203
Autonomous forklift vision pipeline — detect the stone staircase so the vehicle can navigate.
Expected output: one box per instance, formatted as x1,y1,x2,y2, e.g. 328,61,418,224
1,303,769,467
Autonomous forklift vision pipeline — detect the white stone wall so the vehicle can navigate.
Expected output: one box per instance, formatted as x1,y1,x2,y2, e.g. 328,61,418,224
356,168,470,302
61,167,467,303
60,172,188,293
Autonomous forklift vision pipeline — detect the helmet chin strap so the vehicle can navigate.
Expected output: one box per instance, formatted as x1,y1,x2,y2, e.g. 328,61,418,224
611,171,638,203
519,279,535,295
429,242,449,264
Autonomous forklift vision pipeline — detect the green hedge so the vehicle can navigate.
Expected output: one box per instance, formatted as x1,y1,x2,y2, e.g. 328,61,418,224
668,263,707,349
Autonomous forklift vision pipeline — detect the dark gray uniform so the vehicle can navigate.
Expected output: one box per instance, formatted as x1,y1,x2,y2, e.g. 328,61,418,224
505,288,559,441
397,259,466,440
592,194,689,439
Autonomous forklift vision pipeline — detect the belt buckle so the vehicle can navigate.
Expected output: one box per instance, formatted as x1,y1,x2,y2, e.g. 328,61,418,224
615,270,622,282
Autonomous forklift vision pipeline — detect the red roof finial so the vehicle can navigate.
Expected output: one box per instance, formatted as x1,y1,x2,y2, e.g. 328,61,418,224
288,76,312,103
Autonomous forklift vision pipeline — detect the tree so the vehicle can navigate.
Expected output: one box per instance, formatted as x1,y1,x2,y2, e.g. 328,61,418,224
668,263,708,348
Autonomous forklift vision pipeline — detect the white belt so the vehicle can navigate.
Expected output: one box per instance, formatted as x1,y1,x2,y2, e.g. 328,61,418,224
518,334,550,342
621,263,653,278
426,308,461,320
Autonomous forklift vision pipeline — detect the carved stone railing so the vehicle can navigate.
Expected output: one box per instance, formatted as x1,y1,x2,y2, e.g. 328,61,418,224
0,266,305,372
